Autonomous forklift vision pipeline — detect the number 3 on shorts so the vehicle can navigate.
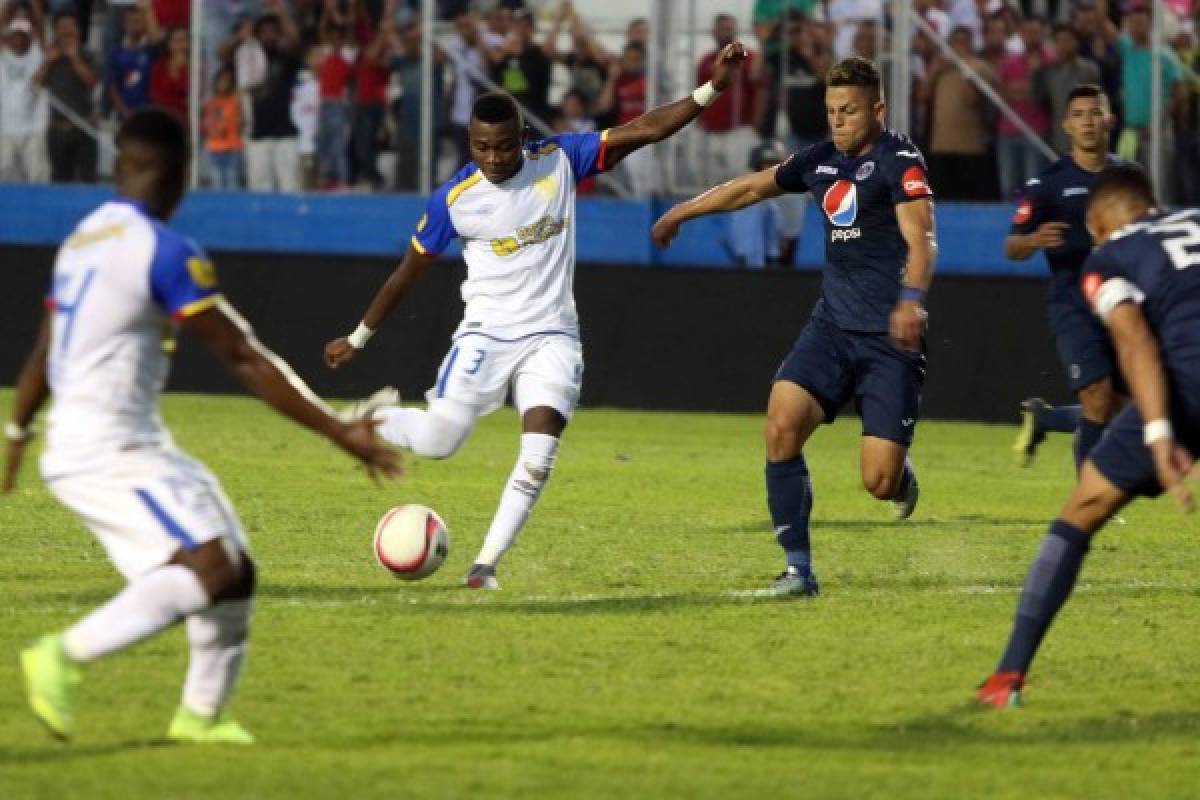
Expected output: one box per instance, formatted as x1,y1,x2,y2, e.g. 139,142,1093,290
463,348,486,376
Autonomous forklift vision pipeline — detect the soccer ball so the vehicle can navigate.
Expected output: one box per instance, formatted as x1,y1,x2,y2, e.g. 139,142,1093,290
372,505,450,580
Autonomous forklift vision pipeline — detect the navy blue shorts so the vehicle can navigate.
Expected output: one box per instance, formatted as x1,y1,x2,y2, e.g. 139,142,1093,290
1049,299,1116,393
775,315,927,446
1089,403,1200,498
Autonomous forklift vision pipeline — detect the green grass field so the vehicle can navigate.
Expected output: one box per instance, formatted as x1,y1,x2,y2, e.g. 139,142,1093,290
2,391,1199,799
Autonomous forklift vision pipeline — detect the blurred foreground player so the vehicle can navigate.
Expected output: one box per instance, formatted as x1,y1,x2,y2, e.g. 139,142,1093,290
979,165,1199,708
1006,86,1126,468
4,109,399,743
325,46,747,590
652,58,937,596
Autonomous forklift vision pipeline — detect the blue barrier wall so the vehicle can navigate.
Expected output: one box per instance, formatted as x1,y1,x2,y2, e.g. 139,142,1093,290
1,184,1046,275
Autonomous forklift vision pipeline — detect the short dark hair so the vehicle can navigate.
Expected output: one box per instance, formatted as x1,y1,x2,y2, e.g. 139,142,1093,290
116,107,189,172
623,41,645,57
1089,164,1156,210
1066,83,1106,107
827,57,882,100
471,91,522,126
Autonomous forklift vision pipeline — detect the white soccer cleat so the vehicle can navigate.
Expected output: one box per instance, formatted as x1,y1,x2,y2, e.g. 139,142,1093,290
337,387,400,423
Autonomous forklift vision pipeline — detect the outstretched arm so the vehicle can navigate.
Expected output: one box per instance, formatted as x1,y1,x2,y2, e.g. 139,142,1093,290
187,300,400,479
325,243,438,368
3,313,51,493
1106,301,1195,510
602,42,747,169
651,167,783,248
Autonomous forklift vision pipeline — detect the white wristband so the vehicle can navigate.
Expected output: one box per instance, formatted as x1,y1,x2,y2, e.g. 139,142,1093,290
1144,419,1173,445
5,421,31,442
347,322,375,350
691,81,720,108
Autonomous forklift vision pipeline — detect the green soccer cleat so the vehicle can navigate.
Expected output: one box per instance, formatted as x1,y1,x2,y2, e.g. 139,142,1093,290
167,706,256,745
20,634,81,741
1012,398,1049,467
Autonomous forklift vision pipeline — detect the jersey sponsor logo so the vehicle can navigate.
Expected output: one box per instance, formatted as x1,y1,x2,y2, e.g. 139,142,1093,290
895,149,921,158
534,174,559,200
186,257,217,289
489,214,570,257
901,166,931,198
822,180,858,227
830,227,862,242
1063,187,1089,197
855,161,875,181
816,165,838,176
1013,199,1032,225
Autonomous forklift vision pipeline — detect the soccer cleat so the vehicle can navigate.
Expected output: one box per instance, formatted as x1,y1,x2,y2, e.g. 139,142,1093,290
753,566,820,598
890,461,920,520
337,386,401,423
464,563,500,590
1012,398,1049,467
167,706,256,745
20,634,81,740
976,671,1025,709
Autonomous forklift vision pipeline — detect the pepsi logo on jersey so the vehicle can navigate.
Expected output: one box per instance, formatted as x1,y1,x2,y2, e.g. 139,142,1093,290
823,180,858,227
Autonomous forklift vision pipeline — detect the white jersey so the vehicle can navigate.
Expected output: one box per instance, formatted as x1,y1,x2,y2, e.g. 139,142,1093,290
411,131,608,340
41,200,220,479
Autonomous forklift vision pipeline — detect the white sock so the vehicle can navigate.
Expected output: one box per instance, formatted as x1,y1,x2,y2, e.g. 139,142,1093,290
63,565,210,662
374,401,475,459
475,433,559,568
182,598,252,717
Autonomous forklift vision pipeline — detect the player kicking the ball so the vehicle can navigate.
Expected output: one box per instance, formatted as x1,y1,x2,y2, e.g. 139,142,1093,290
4,109,399,743
978,165,1199,708
652,58,937,597
325,46,747,590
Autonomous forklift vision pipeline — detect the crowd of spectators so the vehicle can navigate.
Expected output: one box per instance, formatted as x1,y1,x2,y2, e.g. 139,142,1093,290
0,0,1197,208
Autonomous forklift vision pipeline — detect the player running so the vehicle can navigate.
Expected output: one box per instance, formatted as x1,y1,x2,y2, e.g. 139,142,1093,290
652,57,937,597
1006,85,1127,468
4,109,399,743
324,46,748,590
978,165,1199,708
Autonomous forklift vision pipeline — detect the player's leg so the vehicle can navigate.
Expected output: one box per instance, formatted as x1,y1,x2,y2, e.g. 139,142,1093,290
759,319,853,596
467,336,582,588
1074,375,1120,470
854,333,926,518
1012,398,1081,467
1059,306,1121,472
21,457,255,740
979,405,1152,708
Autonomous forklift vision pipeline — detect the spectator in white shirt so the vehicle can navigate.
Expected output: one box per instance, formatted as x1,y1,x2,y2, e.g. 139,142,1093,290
0,11,49,181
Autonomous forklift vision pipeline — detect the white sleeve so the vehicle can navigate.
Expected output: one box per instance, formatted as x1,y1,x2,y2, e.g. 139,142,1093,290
1092,277,1146,325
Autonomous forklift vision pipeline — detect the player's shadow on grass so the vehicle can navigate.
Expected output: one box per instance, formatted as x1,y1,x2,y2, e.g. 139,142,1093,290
710,515,1049,535
0,738,175,765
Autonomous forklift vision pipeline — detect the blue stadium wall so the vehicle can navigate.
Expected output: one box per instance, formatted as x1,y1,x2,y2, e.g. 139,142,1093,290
1,186,1070,422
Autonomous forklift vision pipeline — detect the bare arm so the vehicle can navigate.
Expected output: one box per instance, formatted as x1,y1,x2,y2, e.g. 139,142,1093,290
3,313,51,493
1004,222,1069,260
542,1,570,61
269,0,302,54
1106,301,1195,509
890,198,937,350
186,301,400,478
651,168,784,248
1094,0,1121,44
603,42,747,168
139,0,163,44
325,244,438,368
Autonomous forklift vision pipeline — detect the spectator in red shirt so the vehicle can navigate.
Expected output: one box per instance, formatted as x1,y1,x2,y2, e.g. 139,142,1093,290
596,41,658,195
315,19,354,189
352,11,395,190
149,26,189,121
697,14,763,185
152,0,189,29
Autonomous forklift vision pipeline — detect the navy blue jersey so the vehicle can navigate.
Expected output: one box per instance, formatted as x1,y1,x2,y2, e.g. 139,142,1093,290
774,130,933,333
1083,209,1200,399
1009,155,1125,303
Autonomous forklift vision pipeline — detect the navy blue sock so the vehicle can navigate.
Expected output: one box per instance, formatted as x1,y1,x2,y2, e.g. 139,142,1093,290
766,456,813,572
997,519,1092,674
1037,404,1082,434
1073,418,1107,473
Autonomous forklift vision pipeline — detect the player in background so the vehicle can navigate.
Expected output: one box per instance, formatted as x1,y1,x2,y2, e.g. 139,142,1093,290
324,46,748,590
652,57,937,597
978,165,1199,708
4,109,399,743
1006,85,1126,468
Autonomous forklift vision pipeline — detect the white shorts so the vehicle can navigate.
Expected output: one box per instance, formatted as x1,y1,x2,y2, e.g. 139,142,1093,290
426,332,584,419
44,448,248,580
